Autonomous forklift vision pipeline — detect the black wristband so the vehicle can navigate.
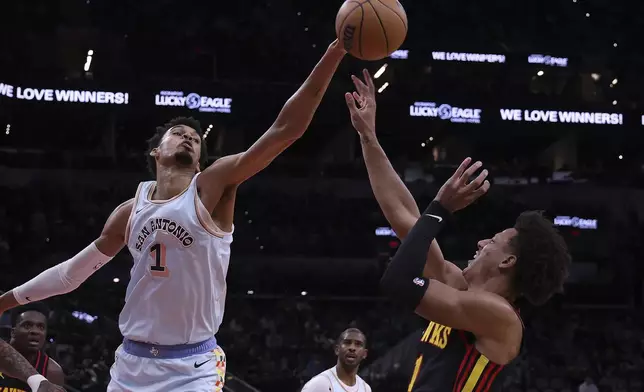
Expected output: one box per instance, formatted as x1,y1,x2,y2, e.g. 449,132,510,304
422,200,451,222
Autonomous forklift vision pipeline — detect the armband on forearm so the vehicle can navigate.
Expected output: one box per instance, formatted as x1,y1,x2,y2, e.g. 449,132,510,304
13,242,113,304
380,201,450,309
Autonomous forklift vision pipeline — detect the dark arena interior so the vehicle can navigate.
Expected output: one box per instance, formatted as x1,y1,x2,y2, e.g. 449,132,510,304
1,0,644,391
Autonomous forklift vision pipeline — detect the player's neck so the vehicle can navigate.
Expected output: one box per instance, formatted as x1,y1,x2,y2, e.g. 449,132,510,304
335,363,358,386
470,276,516,303
154,166,195,200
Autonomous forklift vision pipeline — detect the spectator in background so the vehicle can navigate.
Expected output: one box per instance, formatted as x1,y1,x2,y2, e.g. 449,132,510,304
0,303,65,389
579,376,598,392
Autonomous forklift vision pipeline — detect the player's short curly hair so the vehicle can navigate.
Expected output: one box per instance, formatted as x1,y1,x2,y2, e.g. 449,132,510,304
146,117,207,179
336,328,367,347
11,302,50,327
509,211,571,306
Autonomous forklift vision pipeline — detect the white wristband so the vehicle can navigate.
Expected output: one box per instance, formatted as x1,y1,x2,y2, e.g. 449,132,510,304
27,374,47,391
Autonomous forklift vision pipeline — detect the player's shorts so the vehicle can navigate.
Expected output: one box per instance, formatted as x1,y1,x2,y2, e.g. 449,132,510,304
107,337,226,392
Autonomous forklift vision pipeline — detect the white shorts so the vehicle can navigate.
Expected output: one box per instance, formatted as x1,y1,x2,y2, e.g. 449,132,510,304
107,344,226,392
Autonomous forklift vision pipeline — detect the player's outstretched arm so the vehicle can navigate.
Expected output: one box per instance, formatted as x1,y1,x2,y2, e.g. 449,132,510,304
347,70,467,289
0,340,64,391
197,41,346,195
0,200,132,314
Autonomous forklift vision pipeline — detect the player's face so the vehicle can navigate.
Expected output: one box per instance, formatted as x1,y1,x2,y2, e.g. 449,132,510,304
11,311,47,354
153,125,202,170
335,332,367,368
463,228,518,284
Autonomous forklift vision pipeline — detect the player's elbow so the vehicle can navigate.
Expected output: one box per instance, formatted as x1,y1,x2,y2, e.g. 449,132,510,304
272,123,305,143
379,268,396,298
379,268,411,303
61,279,82,294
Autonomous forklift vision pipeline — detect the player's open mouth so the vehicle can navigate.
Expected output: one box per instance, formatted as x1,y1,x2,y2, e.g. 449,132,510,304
346,354,357,359
28,339,40,346
181,142,193,151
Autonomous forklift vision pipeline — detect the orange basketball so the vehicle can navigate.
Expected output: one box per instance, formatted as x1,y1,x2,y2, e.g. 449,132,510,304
335,0,408,61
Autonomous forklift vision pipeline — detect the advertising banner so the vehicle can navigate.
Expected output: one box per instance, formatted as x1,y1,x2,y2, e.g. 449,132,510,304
0,81,129,105
154,90,232,114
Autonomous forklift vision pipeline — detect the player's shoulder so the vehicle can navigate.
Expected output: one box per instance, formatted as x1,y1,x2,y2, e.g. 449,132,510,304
302,371,333,391
45,356,65,385
110,198,135,223
102,198,134,237
115,198,135,214
357,375,372,392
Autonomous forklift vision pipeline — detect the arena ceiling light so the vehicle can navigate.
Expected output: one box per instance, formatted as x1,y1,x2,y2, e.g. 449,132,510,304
378,82,389,93
84,49,94,72
374,63,388,79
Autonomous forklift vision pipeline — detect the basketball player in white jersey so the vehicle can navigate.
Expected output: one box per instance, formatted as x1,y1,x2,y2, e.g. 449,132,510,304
0,40,347,392
302,328,372,392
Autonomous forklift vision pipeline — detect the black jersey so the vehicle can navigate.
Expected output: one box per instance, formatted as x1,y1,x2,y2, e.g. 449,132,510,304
0,350,49,392
407,319,523,392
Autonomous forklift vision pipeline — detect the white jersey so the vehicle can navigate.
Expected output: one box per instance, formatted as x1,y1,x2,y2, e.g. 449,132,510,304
302,367,371,392
119,173,233,345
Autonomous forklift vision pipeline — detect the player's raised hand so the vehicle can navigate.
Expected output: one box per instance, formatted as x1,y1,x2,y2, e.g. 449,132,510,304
327,39,347,54
345,69,376,139
435,158,490,213
37,380,65,392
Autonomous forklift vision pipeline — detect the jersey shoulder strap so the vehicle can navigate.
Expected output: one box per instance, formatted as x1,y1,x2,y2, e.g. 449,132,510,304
34,352,49,376
124,181,155,244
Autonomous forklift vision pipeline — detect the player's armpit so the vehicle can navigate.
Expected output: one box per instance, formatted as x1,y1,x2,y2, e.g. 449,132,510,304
415,280,522,364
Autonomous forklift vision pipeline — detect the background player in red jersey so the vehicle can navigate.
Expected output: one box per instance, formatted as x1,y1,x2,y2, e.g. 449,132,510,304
0,304,65,391
0,339,63,392
346,70,571,391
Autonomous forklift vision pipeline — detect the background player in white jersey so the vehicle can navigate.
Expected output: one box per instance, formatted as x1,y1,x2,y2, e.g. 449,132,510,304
0,40,346,392
302,328,372,392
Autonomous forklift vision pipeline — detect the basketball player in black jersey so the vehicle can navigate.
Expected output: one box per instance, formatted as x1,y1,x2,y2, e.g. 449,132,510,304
0,304,65,391
346,70,570,392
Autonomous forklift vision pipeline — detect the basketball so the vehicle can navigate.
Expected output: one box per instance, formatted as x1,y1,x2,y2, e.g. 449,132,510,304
335,0,408,61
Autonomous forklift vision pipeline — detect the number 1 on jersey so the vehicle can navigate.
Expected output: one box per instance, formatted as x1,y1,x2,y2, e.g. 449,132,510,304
407,354,423,391
150,243,170,277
